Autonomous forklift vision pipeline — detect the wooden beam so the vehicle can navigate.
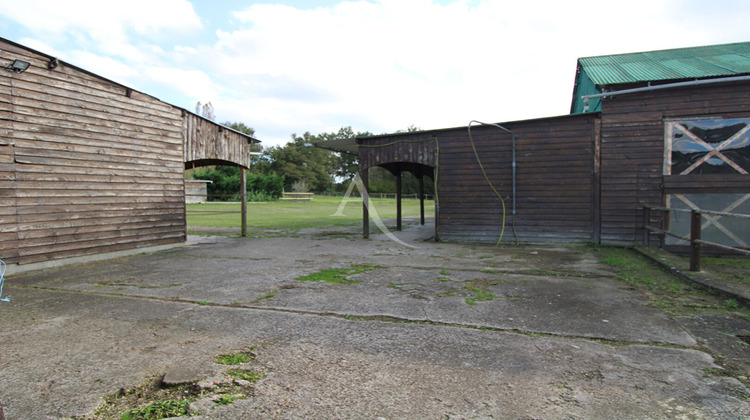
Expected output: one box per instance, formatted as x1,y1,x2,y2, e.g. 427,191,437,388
240,167,247,237
396,165,402,231
419,167,425,225
591,117,602,243
362,168,369,239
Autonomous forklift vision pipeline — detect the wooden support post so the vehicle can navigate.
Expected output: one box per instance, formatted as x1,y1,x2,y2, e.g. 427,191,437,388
396,167,402,231
643,206,650,246
240,167,247,237
419,170,425,226
434,166,439,241
689,209,701,272
362,168,369,239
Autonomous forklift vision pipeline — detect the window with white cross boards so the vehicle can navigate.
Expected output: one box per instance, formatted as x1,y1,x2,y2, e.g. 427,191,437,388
663,118,750,248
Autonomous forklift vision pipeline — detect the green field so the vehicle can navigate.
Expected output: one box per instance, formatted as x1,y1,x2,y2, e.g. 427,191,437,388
187,196,434,231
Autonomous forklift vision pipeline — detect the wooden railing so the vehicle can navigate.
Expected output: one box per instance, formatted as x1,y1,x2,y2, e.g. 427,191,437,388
643,205,750,271
281,192,314,201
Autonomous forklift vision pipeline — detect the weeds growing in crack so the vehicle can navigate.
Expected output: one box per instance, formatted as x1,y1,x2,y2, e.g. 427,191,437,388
296,264,379,284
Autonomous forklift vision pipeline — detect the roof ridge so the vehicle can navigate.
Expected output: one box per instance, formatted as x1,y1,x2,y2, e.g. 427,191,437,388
579,41,750,61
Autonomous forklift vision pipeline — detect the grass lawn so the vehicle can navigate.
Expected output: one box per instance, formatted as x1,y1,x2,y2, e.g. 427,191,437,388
187,196,434,231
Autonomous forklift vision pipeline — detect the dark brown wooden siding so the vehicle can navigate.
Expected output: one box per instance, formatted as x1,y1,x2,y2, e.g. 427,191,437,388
599,80,750,245
0,40,186,265
359,134,437,172
435,115,599,243
356,115,599,244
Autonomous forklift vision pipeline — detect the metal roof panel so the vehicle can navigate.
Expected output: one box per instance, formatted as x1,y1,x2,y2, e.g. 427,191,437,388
579,42,750,86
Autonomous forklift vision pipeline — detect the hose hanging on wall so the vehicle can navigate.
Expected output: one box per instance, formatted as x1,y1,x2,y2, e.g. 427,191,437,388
467,121,519,246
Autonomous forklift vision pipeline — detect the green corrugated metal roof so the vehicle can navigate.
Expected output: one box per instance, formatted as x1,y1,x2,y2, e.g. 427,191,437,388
571,41,750,113
579,42,750,85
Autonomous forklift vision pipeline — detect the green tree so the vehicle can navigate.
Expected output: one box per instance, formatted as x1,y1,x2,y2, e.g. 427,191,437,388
260,127,373,192
318,126,373,181
222,121,255,137
264,132,337,191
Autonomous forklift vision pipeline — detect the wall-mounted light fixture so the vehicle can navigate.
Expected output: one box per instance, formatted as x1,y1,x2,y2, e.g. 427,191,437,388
47,57,58,70
5,59,30,74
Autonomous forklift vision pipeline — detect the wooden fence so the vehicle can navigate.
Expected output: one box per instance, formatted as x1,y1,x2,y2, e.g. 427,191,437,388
643,205,750,271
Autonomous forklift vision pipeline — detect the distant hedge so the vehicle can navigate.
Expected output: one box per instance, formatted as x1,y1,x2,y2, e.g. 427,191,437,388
191,166,284,201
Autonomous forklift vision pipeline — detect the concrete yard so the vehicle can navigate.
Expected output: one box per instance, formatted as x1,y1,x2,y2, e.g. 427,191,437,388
0,221,748,419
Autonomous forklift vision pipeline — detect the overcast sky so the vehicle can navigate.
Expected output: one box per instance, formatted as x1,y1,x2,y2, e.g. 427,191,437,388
1,0,748,146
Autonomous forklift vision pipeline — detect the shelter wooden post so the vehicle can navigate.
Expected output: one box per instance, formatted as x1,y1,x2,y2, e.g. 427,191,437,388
362,168,370,238
240,167,247,237
418,168,425,225
434,166,439,241
396,165,402,231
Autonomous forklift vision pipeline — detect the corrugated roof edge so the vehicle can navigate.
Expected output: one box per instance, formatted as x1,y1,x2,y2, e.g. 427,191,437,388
577,41,750,62
0,36,260,144
577,41,750,86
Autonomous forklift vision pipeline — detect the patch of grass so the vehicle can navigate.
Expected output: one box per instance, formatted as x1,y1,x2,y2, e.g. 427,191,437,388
596,247,750,320
724,299,739,310
439,269,451,276
196,301,208,306
121,399,192,420
216,350,255,365
296,264,379,285
465,286,497,306
213,394,244,406
463,279,499,306
252,291,276,303
226,368,265,382
701,256,750,286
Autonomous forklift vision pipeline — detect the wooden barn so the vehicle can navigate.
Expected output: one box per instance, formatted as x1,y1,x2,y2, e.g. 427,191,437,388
321,42,750,248
0,37,257,273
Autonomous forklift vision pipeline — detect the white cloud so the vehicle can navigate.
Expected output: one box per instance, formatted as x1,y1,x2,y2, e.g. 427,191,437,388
66,50,140,85
207,0,750,146
142,67,220,102
3,0,749,147
0,0,201,37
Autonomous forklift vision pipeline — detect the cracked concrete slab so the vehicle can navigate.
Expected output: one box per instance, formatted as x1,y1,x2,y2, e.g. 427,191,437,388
0,223,747,419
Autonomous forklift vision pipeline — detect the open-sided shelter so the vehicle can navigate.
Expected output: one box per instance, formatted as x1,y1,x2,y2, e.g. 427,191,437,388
0,37,257,273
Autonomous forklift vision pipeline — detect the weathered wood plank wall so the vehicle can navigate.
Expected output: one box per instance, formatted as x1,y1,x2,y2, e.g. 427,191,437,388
183,114,253,169
436,115,598,243
0,40,186,264
599,80,750,245
0,67,17,263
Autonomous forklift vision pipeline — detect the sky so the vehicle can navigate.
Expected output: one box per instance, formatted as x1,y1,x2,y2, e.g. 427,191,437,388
1,0,749,147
